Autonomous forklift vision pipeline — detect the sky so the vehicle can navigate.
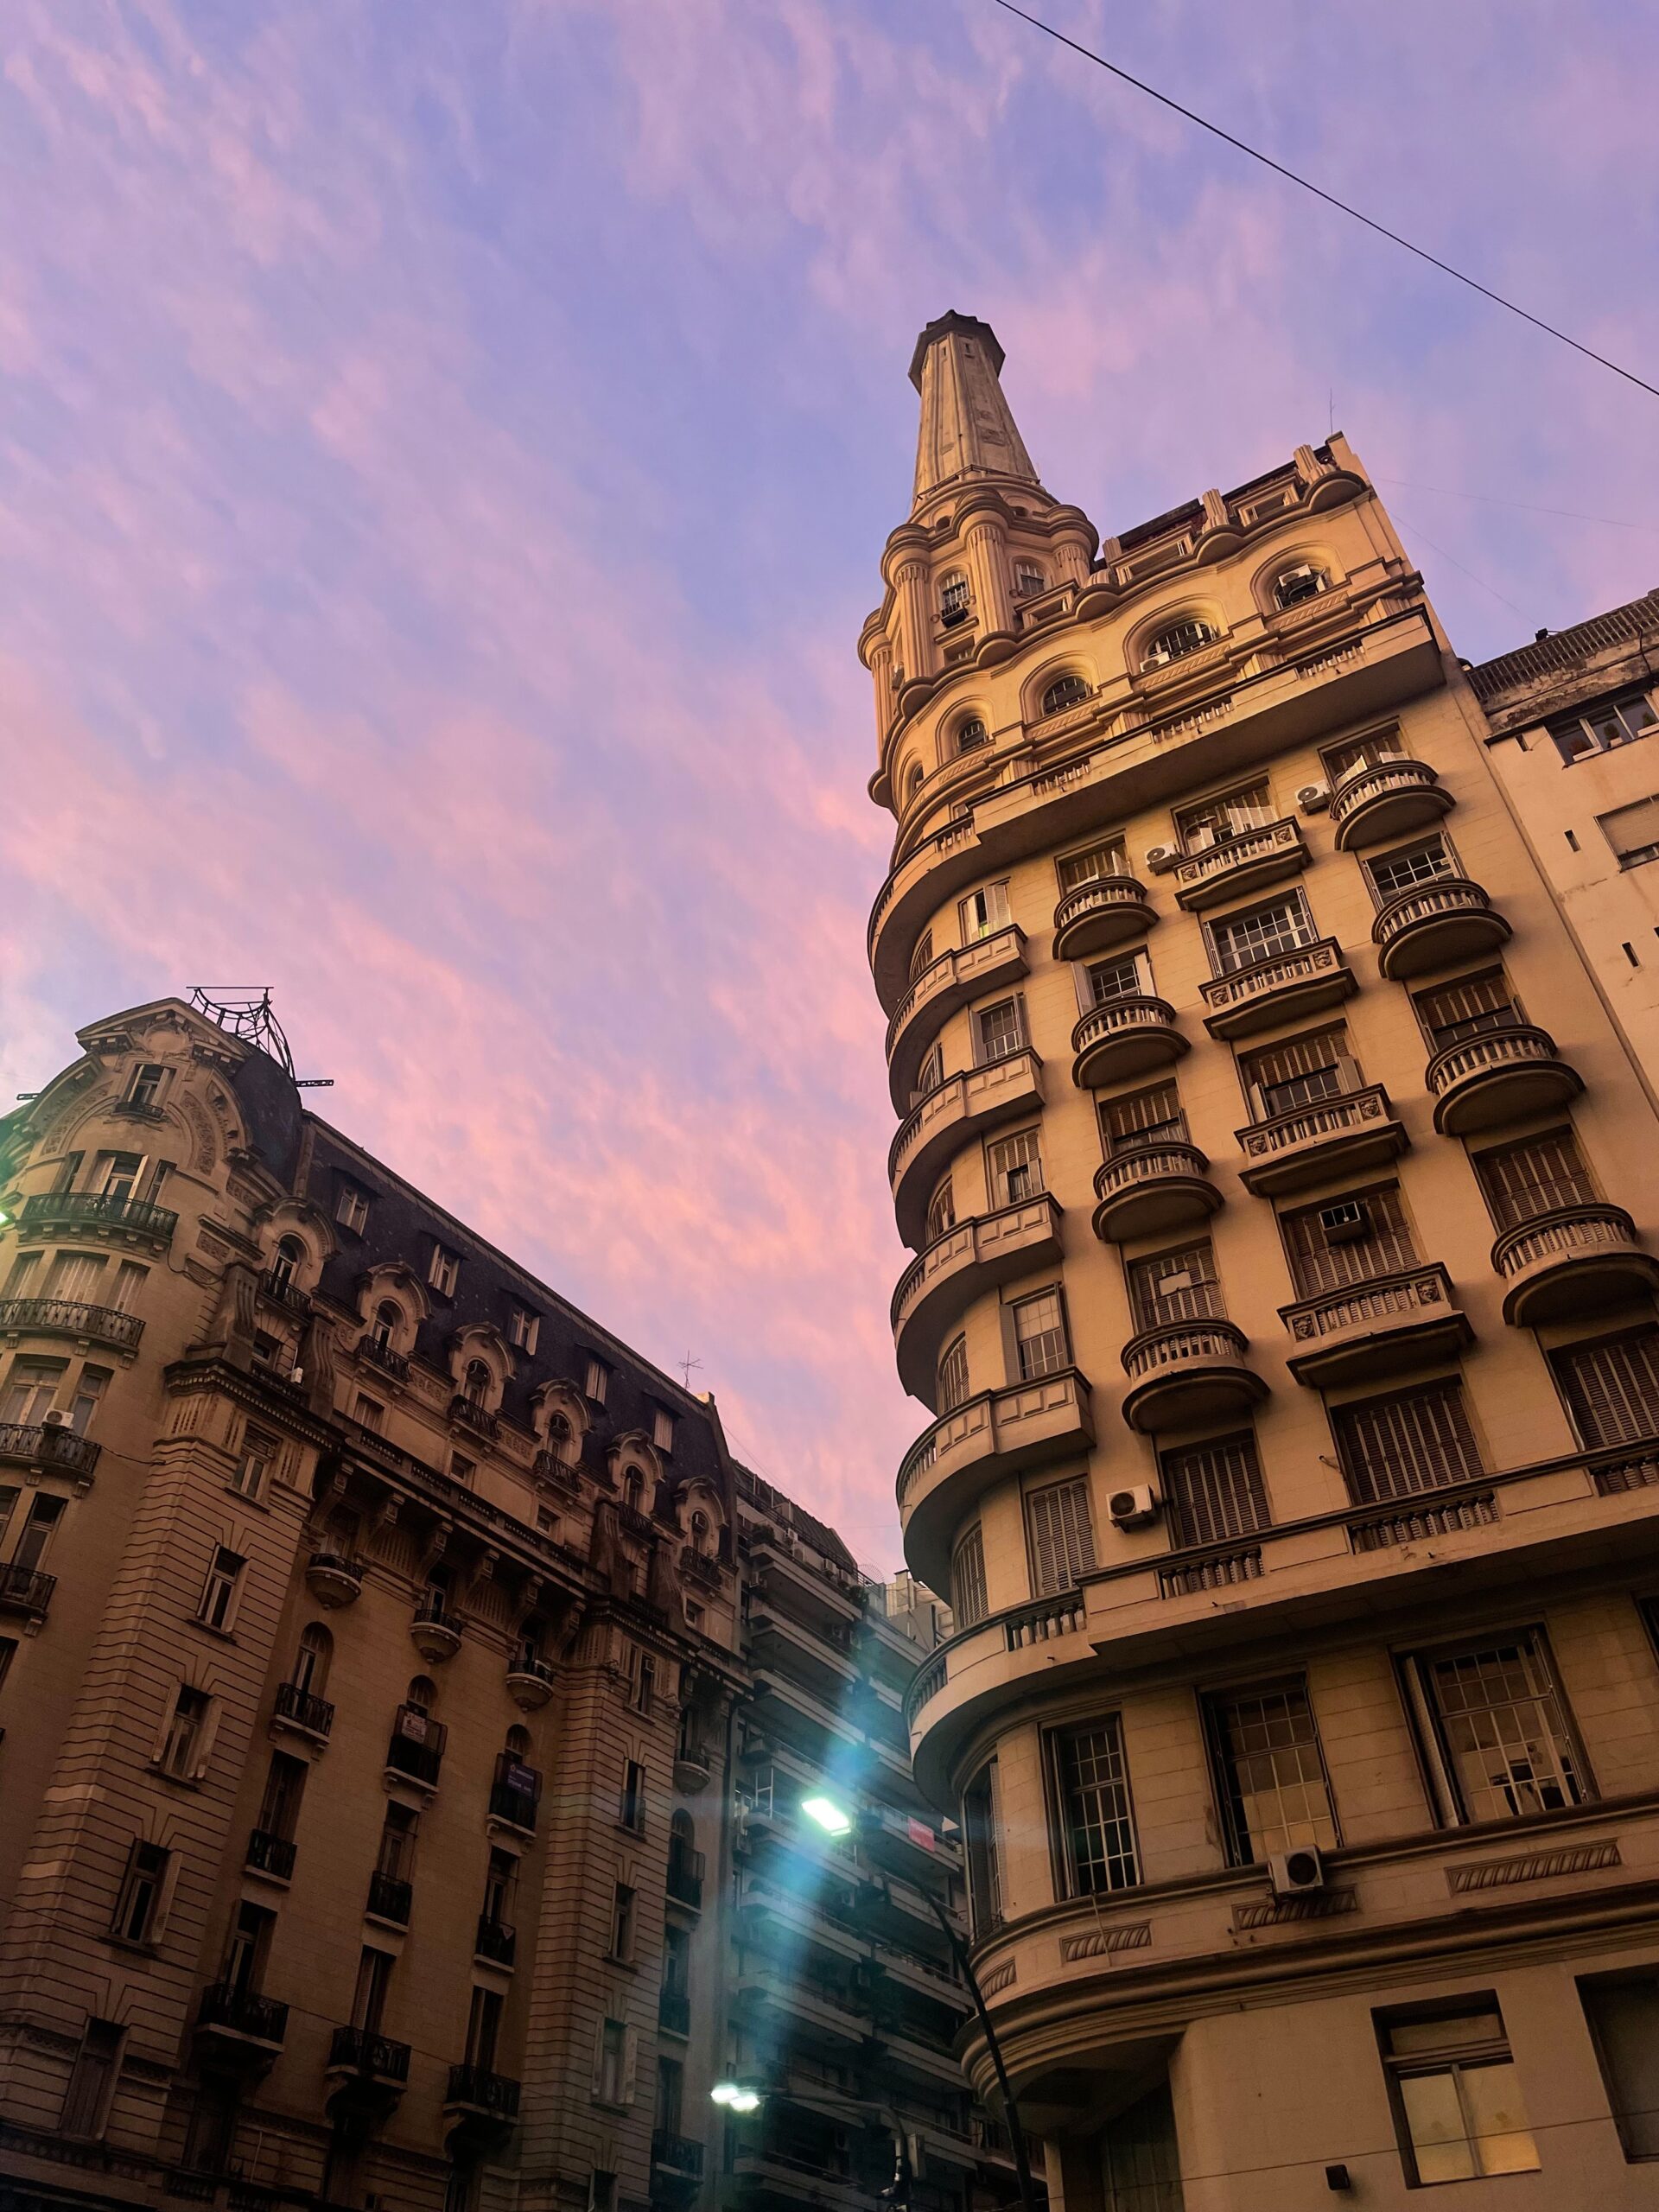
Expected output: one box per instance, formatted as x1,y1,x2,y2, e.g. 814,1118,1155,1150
1,1,1656,1567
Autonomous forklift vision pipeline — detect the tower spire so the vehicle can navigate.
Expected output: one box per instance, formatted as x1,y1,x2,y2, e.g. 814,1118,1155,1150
909,310,1042,514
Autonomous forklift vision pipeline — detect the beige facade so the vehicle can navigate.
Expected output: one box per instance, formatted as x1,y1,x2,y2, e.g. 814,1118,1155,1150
863,315,1659,2205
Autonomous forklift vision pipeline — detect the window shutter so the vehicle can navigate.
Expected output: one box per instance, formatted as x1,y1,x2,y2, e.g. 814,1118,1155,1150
1475,1131,1593,1229
1103,1082,1183,1150
950,1527,988,1628
1160,1435,1271,1548
621,2027,638,2106
1554,1329,1659,1449
1601,794,1659,862
1025,1478,1096,1595
1334,1382,1484,1503
1417,970,1516,1045
1283,1185,1415,1295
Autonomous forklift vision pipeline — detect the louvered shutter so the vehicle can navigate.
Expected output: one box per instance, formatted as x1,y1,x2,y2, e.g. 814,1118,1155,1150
1243,1026,1356,1116
950,1526,988,1628
1026,1478,1096,1594
1160,1436,1271,1548
1103,1082,1184,1151
1603,795,1659,862
1554,1330,1659,1448
1334,1382,1484,1503
1128,1243,1222,1329
1418,971,1516,1046
1475,1131,1594,1230
1283,1185,1415,1295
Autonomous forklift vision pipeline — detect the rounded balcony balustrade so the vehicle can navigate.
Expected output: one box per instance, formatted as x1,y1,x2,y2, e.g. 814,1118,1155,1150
1491,1204,1659,1325
1427,1025,1581,1136
1090,1144,1221,1244
1071,996,1187,1090
1051,877,1156,962
1119,1319,1266,1433
1330,758,1453,849
1373,878,1510,981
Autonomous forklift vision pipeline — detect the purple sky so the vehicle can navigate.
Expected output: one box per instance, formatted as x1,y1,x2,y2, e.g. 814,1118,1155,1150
2,2,1656,1566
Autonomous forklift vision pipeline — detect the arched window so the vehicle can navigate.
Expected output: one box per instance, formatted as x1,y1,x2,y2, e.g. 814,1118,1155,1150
1143,618,1218,669
464,1358,492,1407
690,1510,711,1555
269,1235,305,1295
670,1808,696,1862
939,572,971,623
1013,560,1046,600
956,717,989,754
1274,563,1327,609
407,1674,437,1713
505,1724,531,1759
371,1300,400,1352
624,1469,645,1514
545,1410,575,1465
906,762,925,804
293,1622,333,1695
1041,673,1090,716
518,1617,547,1667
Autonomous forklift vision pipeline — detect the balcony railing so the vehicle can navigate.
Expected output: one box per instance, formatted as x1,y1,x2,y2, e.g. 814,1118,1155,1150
446,2063,521,2119
475,1914,518,1967
327,2024,410,2082
1051,875,1156,960
666,1849,705,1909
658,1988,691,2036
0,1296,144,1353
366,1871,413,1926
0,1561,56,1618
271,1680,334,1738
1070,995,1186,1089
259,1268,310,1316
385,1704,446,1788
1330,756,1452,849
1167,817,1307,909
450,1395,499,1440
245,1828,297,1881
1236,1084,1404,1195
652,2133,705,2177
1426,1024,1580,1136
196,1980,289,2045
0,1421,101,1479
358,1334,410,1380
489,1754,542,1834
1198,937,1352,1038
1090,1141,1220,1244
19,1189,180,1243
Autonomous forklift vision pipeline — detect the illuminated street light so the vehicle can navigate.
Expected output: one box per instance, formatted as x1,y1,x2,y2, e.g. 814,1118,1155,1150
711,2082,763,2113
799,1793,854,1836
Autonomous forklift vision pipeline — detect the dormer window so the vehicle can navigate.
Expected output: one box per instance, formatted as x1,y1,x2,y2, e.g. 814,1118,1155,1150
939,574,971,626
1143,618,1218,669
509,1305,540,1355
1041,674,1090,716
1013,561,1046,599
1274,563,1327,609
371,1301,400,1353
125,1064,168,1111
428,1243,460,1299
652,1408,676,1454
463,1358,492,1408
267,1236,305,1297
956,717,989,755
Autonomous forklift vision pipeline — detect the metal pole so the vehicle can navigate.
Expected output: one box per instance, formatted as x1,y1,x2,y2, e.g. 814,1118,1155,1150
924,1892,1040,2212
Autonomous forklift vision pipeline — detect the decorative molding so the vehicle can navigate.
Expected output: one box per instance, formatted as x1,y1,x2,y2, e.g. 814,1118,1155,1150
1060,1922,1151,1961
977,1958,1018,1995
1233,1887,1357,1930
1448,1840,1621,1894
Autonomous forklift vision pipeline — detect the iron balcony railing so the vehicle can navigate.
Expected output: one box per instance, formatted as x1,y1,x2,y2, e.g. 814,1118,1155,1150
0,1296,144,1351
0,1421,101,1479
651,2133,704,2177
385,1704,446,1787
0,1561,57,1617
446,2063,521,2118
20,1189,179,1242
658,1989,690,2036
666,1847,705,1909
259,1268,310,1316
475,1914,518,1967
271,1680,334,1738
245,1828,297,1881
327,2024,411,2082
196,1980,289,2044
366,1871,413,1926
359,1334,410,1379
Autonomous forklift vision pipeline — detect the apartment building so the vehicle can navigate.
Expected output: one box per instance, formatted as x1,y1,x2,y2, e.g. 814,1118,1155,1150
0,993,746,2212
861,314,1659,2206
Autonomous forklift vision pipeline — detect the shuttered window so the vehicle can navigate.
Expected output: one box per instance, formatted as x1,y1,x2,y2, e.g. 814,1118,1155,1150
925,1177,956,1243
1128,1242,1223,1329
1242,1026,1359,1120
1052,1718,1140,1894
959,882,1011,942
1414,969,1519,1051
1554,1328,1659,1448
950,1525,988,1628
1086,950,1151,1004
1323,728,1403,784
1025,1477,1096,1595
1058,838,1128,892
937,1335,969,1414
1177,781,1271,851
1600,794,1659,867
975,996,1026,1064
1282,1185,1417,1296
1159,1434,1271,1548
1102,1081,1186,1154
1407,1631,1586,1825
1473,1128,1595,1230
1208,893,1318,976
986,1128,1043,1206
908,930,935,982
961,1763,1002,1933
1366,837,1453,903
1204,1681,1338,1864
912,1043,944,1103
1334,1381,1484,1503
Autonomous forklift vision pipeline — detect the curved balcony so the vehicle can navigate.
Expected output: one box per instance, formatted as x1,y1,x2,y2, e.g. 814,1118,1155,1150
410,1595,462,1662
891,1195,1063,1401
1374,879,1510,981
896,1370,1094,1592
0,1296,143,1357
1236,1084,1407,1197
1281,1264,1471,1385
1427,1026,1581,1136
505,1656,557,1712
17,1188,179,1251
1493,1205,1659,1325
888,1048,1044,1249
1071,996,1187,1090
886,925,1028,1111
1091,1145,1221,1244
1120,1319,1266,1433
904,1592,1095,1799
1331,758,1452,849
1052,877,1155,961
1168,818,1308,912
304,1550,363,1607
1199,938,1354,1040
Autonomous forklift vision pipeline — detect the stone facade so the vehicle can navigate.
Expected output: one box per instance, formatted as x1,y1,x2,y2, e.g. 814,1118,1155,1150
863,315,1659,2205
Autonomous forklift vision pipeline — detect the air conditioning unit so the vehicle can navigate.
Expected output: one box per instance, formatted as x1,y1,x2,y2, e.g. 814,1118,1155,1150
1269,1845,1326,1897
1108,1485,1160,1529
1297,782,1331,813
1318,1199,1370,1243
1145,845,1173,868
41,1409,69,1427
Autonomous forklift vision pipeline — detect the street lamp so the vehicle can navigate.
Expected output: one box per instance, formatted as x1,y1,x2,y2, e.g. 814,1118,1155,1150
711,2082,764,2114
798,1794,1039,2212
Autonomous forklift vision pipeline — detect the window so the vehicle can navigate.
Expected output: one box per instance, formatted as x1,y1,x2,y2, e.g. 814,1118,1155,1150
0,1489,17,1555
267,1236,304,1296
1084,949,1152,1006
110,1262,148,1313
620,1759,645,1832
1144,617,1217,667
585,1357,609,1405
652,1408,676,1454
225,1900,274,1997
51,1153,84,1192
1051,1718,1139,1893
3,1251,41,1296
958,880,1011,942
937,1335,969,1414
1378,2003,1539,2182
370,1300,401,1352
10,1493,64,1573
1274,563,1326,608
1160,1434,1271,1549
335,1182,371,1235
1580,1973,1659,2160
1414,969,1521,1051
1204,1681,1338,1864
1177,781,1270,852
1128,1242,1222,1330
98,1151,144,1202
631,1649,658,1714
1025,1476,1096,1595
1013,560,1045,599
1365,836,1454,903
462,1358,491,1408
589,2173,617,2212
1241,1025,1359,1121
909,929,936,982
1281,1185,1416,1296
1334,1381,1484,1504
594,2018,632,2106
1101,1082,1186,1155
906,762,925,804
0,1357,64,1425
1207,891,1318,976
428,1243,460,1299
257,1752,307,1842
1473,1127,1595,1230
0,1637,16,1694
509,1305,540,1354
1549,684,1656,765
232,1427,278,1500
974,995,1026,1064
125,1062,168,1111
482,1847,516,1931
1041,673,1090,715
351,1946,393,2034
950,1525,988,1629
985,1128,1043,1207
43,1250,107,1302
912,1042,944,1103
609,1882,636,1962
1323,726,1403,785
466,1985,505,2072
939,572,970,619
292,1623,331,1697
1554,1326,1659,1448
1011,1288,1068,1380
378,1803,418,1883
961,1763,1001,1932
955,716,989,753
111,1840,169,1944
157,1685,211,1781
353,1394,385,1433
1057,837,1128,892
1599,793,1659,868
1101,2082,1184,2212
656,2055,684,2134
196,1547,246,1633
1404,1629,1586,1825
68,1365,110,1435
925,1177,956,1243
450,1454,475,1488
59,2019,124,2139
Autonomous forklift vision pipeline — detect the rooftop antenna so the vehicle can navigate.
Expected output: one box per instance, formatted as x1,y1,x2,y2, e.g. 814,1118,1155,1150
188,987,334,1087
678,1351,703,1389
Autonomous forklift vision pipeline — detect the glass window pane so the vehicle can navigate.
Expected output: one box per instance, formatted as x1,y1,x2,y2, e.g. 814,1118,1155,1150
1400,2073,1478,2183
1463,2062,1540,2174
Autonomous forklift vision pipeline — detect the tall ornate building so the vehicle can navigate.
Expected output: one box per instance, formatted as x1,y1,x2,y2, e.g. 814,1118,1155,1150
864,315,1659,2203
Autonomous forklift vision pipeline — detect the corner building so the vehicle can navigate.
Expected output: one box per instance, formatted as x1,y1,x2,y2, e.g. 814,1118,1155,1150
862,315,1659,2205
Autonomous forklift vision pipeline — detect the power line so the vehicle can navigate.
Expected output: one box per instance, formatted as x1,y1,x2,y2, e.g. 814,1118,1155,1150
1373,474,1659,538
983,0,1659,404
1389,509,1530,621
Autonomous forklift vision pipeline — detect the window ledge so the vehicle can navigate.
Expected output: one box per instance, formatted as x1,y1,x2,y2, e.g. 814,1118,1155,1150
104,1934,161,1958
146,1763,205,1790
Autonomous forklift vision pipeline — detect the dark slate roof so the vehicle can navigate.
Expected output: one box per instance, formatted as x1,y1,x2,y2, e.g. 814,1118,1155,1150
230,1040,308,1191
